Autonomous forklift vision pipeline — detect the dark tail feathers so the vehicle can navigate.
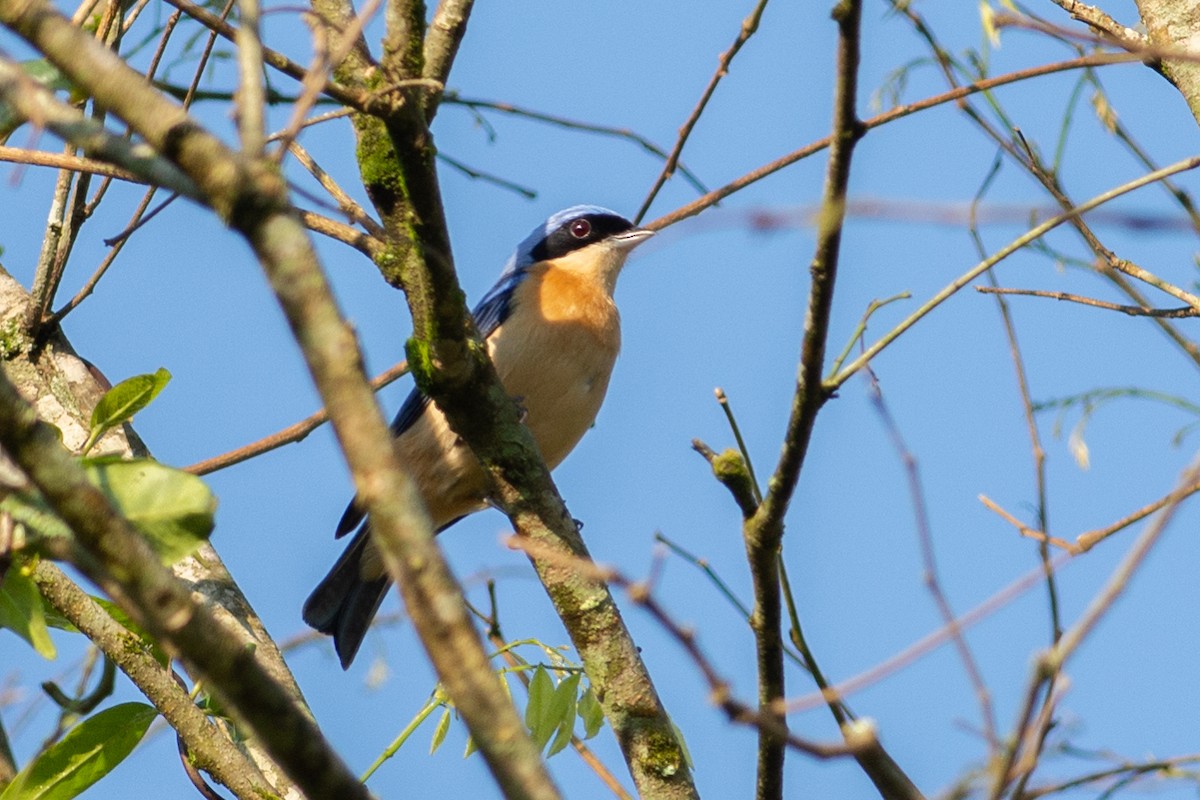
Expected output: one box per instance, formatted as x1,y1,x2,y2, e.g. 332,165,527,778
302,524,390,670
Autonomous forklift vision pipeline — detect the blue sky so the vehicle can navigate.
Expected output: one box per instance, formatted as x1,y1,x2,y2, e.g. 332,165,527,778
6,1,1200,798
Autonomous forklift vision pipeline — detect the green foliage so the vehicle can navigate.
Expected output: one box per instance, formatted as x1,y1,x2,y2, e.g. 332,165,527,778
524,666,581,757
428,708,451,755
1,458,216,567
83,459,215,564
577,685,604,740
0,702,157,800
82,368,171,455
364,639,607,782
0,562,55,659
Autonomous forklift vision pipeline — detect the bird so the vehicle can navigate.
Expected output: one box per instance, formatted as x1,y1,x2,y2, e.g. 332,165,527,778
303,205,655,668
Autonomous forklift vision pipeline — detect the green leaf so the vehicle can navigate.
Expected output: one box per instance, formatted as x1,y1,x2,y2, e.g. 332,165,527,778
577,685,604,740
84,368,171,454
429,708,451,755
0,563,56,659
85,459,215,565
524,666,555,749
1,458,215,567
462,734,476,759
545,672,581,757
0,702,157,800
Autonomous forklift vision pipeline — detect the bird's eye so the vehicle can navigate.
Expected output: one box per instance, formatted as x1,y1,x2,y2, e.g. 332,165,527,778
569,218,592,239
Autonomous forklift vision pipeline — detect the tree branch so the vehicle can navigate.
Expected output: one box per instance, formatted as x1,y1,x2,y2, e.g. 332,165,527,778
422,0,473,120
337,7,699,797
31,562,275,800
742,2,865,797
635,0,770,222
647,52,1138,232
826,156,1200,390
1,258,303,797
0,359,366,800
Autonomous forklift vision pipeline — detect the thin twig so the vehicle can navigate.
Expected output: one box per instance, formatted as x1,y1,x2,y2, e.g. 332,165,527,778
646,52,1140,232
503,536,869,761
185,359,410,475
635,0,770,222
0,58,202,200
826,155,1200,390
47,187,161,325
271,0,381,161
977,286,1198,317
446,94,711,198
162,0,372,110
867,371,998,753
0,146,146,181
1021,752,1200,798
713,388,762,503
894,1,1200,376
24,142,73,332
785,550,1073,715
437,151,538,199
287,140,384,235
825,292,911,382
980,475,1200,554
979,495,1077,552
1004,460,1200,792
653,531,752,620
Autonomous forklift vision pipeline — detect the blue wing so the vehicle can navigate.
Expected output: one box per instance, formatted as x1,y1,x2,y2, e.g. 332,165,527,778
333,272,526,539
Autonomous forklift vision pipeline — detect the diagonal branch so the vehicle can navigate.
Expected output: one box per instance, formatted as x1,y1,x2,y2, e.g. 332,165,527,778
422,0,473,120
0,356,365,800
31,562,274,800
646,52,1138,232
337,5,700,798
0,57,201,201
635,0,770,222
0,2,554,798
826,156,1200,390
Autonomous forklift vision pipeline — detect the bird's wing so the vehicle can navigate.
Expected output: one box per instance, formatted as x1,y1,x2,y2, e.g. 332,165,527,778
334,270,527,539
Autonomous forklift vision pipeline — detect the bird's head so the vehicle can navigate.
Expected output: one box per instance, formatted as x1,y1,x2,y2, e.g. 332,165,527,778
509,205,654,293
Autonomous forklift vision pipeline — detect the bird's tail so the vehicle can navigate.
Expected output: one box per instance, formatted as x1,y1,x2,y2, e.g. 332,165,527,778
302,524,390,670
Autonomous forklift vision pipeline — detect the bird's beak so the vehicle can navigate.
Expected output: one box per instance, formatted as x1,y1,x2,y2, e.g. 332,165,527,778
610,227,655,252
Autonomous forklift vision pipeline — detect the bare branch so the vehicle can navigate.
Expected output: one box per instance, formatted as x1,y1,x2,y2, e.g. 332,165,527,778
977,285,1199,317
826,156,1200,390
163,0,373,111
0,58,201,200
743,3,866,797
422,0,473,120
185,360,410,475
647,52,1138,232
867,373,998,752
636,0,770,222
